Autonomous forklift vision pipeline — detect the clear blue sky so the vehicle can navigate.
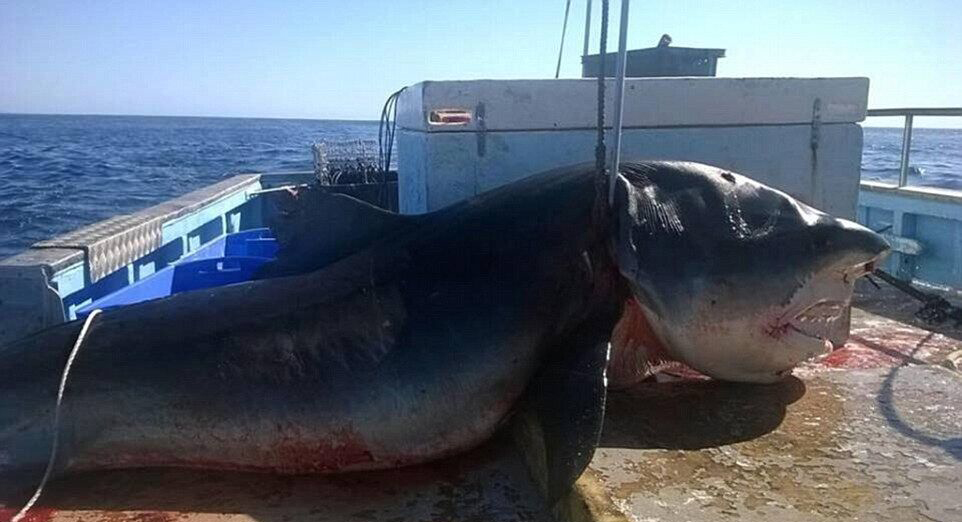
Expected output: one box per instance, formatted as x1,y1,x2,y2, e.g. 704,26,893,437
1,0,959,126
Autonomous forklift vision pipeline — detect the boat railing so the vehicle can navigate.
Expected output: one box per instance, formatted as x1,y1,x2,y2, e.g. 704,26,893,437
864,107,962,187
858,107,962,288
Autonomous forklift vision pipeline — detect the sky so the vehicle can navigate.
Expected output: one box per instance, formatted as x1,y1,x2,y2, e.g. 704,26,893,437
1,0,959,126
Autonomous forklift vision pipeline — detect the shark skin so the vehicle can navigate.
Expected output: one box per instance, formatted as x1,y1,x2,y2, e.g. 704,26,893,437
0,161,888,505
0,165,625,506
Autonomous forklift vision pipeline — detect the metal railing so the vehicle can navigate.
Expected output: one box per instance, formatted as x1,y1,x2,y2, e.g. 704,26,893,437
865,107,962,187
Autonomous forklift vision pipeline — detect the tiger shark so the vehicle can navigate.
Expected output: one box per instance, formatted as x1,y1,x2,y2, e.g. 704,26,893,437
0,161,887,504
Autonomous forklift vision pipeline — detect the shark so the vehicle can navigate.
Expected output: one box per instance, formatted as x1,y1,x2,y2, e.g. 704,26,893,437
0,161,888,504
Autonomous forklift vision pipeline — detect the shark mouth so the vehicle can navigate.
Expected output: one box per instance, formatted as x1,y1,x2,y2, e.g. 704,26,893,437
788,300,848,344
777,260,878,349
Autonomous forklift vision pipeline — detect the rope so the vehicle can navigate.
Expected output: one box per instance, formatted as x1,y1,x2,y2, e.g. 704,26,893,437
582,0,592,61
606,0,631,207
11,309,102,522
593,0,610,218
555,0,573,79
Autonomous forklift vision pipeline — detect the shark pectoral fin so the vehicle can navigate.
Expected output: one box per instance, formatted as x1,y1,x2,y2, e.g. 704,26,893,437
511,329,610,505
256,187,417,278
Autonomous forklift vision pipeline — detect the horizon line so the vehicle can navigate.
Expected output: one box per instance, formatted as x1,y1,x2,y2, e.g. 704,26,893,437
1,111,958,130
0,111,378,123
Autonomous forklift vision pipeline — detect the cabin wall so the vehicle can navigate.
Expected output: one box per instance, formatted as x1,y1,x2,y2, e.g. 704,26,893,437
398,124,863,218
395,77,869,218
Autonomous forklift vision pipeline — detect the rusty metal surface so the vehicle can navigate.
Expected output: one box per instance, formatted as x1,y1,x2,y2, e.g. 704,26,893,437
588,307,962,522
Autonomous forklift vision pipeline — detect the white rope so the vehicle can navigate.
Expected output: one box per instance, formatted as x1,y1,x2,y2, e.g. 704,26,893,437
607,0,631,206
582,0,593,61
11,309,102,522
555,0,573,78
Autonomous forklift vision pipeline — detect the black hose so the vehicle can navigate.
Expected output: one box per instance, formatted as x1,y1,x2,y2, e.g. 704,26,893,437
378,88,405,207
872,268,962,327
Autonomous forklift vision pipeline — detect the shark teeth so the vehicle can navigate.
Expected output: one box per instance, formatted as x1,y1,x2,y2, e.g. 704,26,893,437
790,300,847,340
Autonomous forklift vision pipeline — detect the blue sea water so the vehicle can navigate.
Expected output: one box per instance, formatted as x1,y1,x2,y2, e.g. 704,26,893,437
0,114,960,258
861,127,962,191
0,114,378,258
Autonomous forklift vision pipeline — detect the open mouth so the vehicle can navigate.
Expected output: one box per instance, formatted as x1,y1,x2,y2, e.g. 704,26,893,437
782,258,880,345
843,260,878,284
788,300,847,342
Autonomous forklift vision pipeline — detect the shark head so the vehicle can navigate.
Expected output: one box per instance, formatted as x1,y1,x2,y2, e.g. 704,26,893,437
610,161,890,383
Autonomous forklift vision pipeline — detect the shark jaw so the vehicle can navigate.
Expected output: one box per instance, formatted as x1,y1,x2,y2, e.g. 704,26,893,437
770,258,881,370
610,255,887,386
607,162,891,385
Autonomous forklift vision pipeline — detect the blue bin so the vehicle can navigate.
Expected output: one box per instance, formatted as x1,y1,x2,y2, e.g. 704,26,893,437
181,228,278,262
75,229,278,318
170,256,272,293
224,229,279,259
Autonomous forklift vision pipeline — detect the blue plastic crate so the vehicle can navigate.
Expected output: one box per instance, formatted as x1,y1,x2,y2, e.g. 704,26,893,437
170,256,273,293
181,228,278,262
75,229,278,317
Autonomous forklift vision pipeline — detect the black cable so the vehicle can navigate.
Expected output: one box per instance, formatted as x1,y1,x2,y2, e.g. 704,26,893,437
378,88,404,176
872,268,962,327
385,91,401,175
377,87,405,208
594,0,609,200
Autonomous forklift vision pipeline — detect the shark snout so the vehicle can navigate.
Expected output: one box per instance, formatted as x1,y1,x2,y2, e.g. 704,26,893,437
838,218,890,255
820,217,891,269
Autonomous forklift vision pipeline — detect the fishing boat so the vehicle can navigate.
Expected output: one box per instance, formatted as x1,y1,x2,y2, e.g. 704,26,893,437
1,5,960,522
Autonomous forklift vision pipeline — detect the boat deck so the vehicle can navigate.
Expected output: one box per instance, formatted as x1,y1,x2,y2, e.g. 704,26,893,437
1,287,960,522
590,304,961,522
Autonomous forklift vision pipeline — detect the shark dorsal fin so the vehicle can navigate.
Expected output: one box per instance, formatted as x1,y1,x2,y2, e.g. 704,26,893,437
256,187,418,279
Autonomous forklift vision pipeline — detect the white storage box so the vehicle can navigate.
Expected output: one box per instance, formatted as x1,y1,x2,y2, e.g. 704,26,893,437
396,77,869,216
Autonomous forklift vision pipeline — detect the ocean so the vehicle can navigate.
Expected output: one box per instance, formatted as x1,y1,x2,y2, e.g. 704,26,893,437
0,114,959,259
861,127,962,191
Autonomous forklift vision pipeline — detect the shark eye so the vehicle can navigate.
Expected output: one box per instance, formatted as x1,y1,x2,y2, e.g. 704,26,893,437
811,228,832,250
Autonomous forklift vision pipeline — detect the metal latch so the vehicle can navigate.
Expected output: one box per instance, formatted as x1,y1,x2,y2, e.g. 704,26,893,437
476,102,486,157
810,97,822,208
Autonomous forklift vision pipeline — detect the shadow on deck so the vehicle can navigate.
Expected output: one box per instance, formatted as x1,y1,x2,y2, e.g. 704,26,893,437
602,377,805,451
